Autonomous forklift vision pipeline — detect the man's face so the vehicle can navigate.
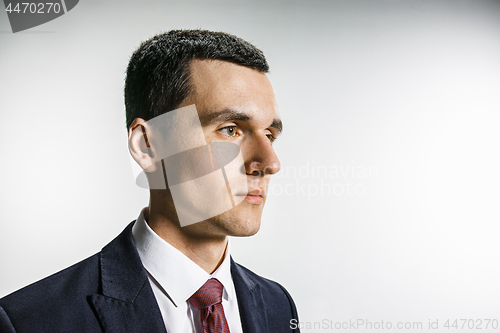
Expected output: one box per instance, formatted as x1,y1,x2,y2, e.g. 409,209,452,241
170,59,281,237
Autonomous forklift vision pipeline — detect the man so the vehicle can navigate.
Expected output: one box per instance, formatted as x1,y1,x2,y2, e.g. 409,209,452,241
0,30,299,333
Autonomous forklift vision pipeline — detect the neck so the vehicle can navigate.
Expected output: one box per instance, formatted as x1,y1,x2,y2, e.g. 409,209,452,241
144,206,228,274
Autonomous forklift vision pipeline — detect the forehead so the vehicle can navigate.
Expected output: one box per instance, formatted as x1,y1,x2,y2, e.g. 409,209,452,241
182,59,279,123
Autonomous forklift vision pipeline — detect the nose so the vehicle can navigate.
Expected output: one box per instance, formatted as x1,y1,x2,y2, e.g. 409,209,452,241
245,133,281,176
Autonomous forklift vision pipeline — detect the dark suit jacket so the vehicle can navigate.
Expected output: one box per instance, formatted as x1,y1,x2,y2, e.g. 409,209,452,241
0,222,300,333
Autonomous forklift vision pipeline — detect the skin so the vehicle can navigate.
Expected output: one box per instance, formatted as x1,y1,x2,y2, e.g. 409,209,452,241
128,59,281,274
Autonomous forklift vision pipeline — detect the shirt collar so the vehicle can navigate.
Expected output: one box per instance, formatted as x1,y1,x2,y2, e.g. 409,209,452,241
132,208,235,307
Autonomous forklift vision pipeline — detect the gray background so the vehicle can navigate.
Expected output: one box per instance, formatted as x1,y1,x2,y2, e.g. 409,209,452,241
1,1,499,332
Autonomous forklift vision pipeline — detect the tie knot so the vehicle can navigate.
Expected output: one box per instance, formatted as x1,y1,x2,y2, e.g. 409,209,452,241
188,278,224,310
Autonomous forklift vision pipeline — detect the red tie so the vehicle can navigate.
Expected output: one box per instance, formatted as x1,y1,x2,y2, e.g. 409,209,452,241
189,278,231,333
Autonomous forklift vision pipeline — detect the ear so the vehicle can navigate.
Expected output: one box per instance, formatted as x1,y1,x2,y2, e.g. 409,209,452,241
128,118,157,172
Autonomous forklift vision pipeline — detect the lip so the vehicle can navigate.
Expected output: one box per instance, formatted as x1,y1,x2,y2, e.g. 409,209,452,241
236,189,265,204
243,195,263,204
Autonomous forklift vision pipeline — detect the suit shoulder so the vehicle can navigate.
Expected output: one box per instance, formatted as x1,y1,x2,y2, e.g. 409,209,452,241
0,253,103,332
233,261,287,291
0,252,100,310
232,261,298,307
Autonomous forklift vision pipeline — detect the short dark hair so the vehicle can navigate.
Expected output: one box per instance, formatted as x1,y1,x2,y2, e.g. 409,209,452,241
124,29,269,129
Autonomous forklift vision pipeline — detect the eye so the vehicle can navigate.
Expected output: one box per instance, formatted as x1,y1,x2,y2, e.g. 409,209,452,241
219,125,238,137
266,133,276,143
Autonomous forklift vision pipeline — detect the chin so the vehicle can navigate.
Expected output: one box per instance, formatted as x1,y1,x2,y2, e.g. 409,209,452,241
208,202,264,237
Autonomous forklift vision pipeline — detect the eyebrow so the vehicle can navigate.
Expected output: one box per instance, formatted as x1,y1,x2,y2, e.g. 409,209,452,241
199,109,283,134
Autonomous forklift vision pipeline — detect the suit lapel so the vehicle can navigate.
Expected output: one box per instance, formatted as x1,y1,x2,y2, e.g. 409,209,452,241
89,222,166,333
231,258,269,333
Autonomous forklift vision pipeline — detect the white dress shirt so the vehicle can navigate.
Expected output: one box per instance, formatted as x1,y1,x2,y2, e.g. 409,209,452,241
132,209,243,333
